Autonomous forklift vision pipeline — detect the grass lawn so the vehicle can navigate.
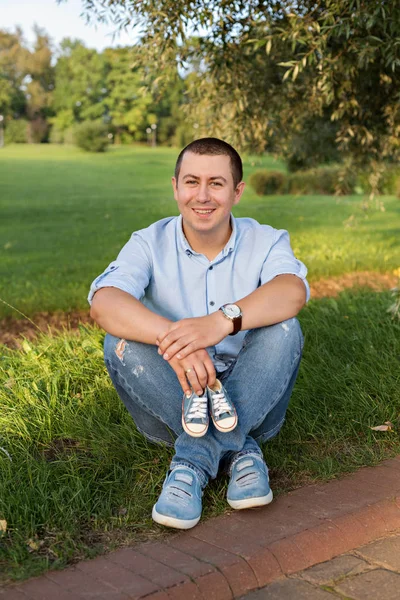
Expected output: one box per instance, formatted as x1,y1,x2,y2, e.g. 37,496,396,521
0,144,400,582
1,144,399,319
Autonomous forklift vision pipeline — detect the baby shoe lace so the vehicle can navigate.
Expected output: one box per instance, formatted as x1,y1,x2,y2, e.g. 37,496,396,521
211,392,231,417
188,395,207,419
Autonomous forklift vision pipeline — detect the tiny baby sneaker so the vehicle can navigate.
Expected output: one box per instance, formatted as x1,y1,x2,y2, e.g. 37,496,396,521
152,465,202,529
207,379,238,433
182,389,209,437
227,453,273,510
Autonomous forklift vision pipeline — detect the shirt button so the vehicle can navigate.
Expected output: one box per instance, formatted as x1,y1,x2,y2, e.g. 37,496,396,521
209,266,213,270
210,301,215,306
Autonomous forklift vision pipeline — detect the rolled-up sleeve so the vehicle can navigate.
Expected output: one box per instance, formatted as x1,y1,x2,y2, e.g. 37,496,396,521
87,234,152,305
260,229,310,301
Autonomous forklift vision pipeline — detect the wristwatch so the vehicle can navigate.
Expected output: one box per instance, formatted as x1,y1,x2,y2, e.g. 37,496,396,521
219,303,243,336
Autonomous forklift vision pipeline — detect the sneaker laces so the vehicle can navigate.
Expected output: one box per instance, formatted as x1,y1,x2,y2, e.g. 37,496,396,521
187,395,207,420
211,392,231,417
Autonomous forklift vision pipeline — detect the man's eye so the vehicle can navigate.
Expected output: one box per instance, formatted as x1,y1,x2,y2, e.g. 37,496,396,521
186,180,197,185
211,182,222,187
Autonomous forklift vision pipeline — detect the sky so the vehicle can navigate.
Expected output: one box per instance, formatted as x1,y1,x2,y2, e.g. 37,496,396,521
1,0,138,50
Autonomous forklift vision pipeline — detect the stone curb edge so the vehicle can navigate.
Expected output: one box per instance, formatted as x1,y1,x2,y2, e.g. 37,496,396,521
11,495,400,600
144,496,400,599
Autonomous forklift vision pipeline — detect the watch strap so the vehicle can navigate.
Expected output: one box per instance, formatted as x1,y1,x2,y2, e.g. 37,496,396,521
229,314,242,336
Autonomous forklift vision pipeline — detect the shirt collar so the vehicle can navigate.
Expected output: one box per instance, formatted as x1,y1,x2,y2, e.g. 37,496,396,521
177,214,237,257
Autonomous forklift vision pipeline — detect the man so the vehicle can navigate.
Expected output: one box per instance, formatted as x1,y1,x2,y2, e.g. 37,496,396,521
89,137,309,530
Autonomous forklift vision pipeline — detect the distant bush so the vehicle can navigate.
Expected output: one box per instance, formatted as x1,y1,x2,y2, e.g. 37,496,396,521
396,177,400,199
49,126,63,144
28,117,49,143
49,109,75,144
113,130,133,145
49,125,75,144
249,166,358,196
4,119,28,143
249,170,286,195
287,166,356,195
357,167,400,195
73,121,109,152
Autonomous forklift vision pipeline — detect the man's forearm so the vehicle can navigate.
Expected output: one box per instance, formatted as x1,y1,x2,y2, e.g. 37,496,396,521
156,274,307,362
237,274,307,331
90,287,171,344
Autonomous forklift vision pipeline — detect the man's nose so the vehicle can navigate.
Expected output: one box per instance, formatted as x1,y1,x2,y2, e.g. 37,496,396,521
197,182,210,202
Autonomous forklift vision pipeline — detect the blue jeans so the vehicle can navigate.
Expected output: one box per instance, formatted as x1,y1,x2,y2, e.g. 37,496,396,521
104,318,304,488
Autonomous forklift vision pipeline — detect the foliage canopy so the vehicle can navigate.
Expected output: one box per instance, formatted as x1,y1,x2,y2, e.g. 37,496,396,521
80,0,400,168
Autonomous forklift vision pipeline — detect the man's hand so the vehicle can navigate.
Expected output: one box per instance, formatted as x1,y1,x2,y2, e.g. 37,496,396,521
168,349,217,396
157,312,232,361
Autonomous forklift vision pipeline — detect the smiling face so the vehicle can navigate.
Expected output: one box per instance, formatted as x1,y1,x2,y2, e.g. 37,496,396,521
172,151,245,247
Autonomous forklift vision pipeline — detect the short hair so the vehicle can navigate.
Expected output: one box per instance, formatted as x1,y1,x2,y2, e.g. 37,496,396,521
174,137,243,188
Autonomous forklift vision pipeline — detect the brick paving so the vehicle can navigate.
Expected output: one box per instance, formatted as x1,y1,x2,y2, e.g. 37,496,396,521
2,456,400,599
241,535,400,599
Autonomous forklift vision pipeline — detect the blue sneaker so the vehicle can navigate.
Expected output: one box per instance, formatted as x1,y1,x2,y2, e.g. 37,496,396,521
152,466,202,529
207,379,237,433
227,453,273,510
182,389,209,437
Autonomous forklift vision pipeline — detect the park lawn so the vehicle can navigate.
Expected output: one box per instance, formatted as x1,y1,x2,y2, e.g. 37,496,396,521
1,144,400,581
1,290,400,582
1,144,400,319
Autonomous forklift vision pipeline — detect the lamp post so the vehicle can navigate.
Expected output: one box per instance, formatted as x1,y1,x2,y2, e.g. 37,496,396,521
151,123,157,147
0,116,4,148
146,127,152,146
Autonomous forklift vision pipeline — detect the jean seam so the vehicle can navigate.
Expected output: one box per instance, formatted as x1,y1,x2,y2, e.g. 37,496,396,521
136,425,175,447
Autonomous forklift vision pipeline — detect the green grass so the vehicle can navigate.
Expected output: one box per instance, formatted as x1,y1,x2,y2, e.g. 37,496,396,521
1,289,400,581
1,144,400,582
1,144,399,318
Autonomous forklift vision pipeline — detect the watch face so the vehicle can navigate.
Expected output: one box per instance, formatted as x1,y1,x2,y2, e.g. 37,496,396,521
225,304,241,318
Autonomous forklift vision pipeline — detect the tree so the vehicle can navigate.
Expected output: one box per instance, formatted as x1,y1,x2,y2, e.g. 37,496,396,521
0,27,28,118
24,26,55,141
53,38,107,122
25,26,55,120
80,0,400,173
103,46,153,141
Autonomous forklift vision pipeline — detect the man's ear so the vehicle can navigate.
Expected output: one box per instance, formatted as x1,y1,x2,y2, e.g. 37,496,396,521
171,176,178,201
233,181,245,205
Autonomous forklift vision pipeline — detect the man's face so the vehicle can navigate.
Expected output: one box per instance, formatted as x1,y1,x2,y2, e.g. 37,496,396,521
172,152,245,239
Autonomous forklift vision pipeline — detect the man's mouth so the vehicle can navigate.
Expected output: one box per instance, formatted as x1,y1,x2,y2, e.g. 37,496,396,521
192,208,215,215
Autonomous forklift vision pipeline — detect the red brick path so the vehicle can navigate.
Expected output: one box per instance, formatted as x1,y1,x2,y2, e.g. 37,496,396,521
2,456,400,599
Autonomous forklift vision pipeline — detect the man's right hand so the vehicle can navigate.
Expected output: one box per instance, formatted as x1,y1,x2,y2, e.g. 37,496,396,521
167,349,216,396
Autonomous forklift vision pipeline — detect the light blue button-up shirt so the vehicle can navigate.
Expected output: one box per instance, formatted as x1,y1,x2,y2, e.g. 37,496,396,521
88,215,309,372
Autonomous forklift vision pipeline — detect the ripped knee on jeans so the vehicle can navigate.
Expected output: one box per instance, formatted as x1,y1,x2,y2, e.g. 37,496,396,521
115,339,126,362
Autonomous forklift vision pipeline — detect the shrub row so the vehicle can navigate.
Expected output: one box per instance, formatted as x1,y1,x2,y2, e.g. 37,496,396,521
73,121,109,152
249,166,400,196
4,119,109,152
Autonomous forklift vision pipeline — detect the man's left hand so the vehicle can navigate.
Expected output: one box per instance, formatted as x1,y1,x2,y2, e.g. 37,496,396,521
157,312,232,361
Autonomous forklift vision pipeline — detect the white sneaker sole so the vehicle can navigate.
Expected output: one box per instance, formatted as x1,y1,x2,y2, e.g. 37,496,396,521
211,414,238,433
152,505,201,529
182,416,208,437
227,489,273,510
